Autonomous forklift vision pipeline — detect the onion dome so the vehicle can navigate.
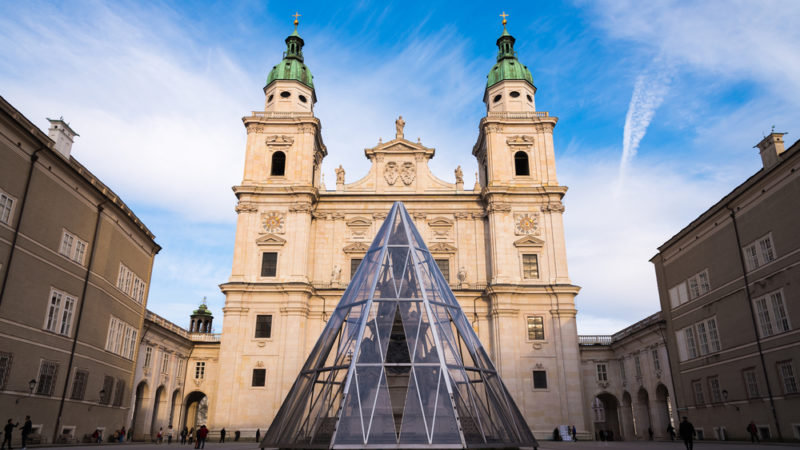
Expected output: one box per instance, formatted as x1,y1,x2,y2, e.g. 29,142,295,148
192,303,213,317
486,25,534,88
266,22,314,89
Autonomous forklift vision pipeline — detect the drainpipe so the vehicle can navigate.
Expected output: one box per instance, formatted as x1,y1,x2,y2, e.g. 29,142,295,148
0,147,42,307
726,205,782,441
52,202,105,443
655,256,681,424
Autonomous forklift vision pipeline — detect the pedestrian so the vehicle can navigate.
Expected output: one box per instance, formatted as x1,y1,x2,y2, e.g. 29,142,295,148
157,427,163,444
188,428,194,444
255,428,260,443
195,425,208,449
20,416,31,450
667,423,675,440
747,421,759,442
168,426,174,444
234,431,240,442
571,425,576,441
679,416,695,450
2,420,18,450
648,426,653,440
219,428,226,443
181,427,187,445
607,429,614,441
598,429,605,441
118,426,126,443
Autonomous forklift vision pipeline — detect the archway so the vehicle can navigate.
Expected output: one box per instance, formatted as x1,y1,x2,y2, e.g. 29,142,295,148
635,387,652,439
169,389,181,427
653,384,672,438
131,381,150,440
592,392,621,441
620,391,635,441
183,391,208,432
151,386,167,440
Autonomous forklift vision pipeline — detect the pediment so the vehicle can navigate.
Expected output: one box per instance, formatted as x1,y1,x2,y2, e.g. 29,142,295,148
427,217,454,227
343,242,370,254
428,242,457,254
256,233,286,246
514,235,545,247
346,217,372,227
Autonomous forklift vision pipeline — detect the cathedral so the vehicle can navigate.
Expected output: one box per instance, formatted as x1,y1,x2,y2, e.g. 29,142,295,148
145,18,586,440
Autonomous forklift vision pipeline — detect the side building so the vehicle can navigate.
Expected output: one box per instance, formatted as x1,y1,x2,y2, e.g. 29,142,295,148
0,96,160,444
652,133,800,441
579,313,677,441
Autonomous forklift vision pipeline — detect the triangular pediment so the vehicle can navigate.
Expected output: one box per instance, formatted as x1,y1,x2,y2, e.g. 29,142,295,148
345,216,372,227
428,242,457,253
427,216,454,227
514,235,545,247
255,233,286,246
342,242,370,253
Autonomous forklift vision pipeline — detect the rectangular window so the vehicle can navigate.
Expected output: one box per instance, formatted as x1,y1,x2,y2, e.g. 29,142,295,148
255,315,273,338
161,353,170,374
755,298,774,336
685,327,698,359
771,292,790,333
144,347,152,368
252,368,266,387
652,349,660,372
706,318,721,352
596,363,608,382
688,276,700,299
44,288,77,337
634,355,642,378
36,360,59,396
116,264,146,303
0,352,11,390
113,379,125,406
669,281,689,308
743,369,759,398
350,258,362,280
70,369,88,400
100,375,114,404
687,269,711,299
708,376,722,403
261,252,277,277
619,359,627,382
0,192,15,225
522,254,539,279
692,380,705,404
435,259,450,282
195,362,205,379
176,358,183,379
532,370,547,389
754,290,791,337
105,316,137,359
778,361,798,394
526,316,544,340
744,234,777,271
59,231,88,265
697,322,710,355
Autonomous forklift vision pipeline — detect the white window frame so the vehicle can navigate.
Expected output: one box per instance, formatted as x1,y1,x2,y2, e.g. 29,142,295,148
778,361,798,394
0,190,16,225
116,263,146,303
677,317,721,361
161,352,170,375
596,363,608,382
753,290,791,337
743,233,777,271
652,348,661,372
687,269,711,299
143,347,153,368
743,369,759,398
669,281,689,308
36,359,59,396
59,230,88,265
195,361,205,379
105,316,137,360
692,380,705,404
708,376,722,403
521,254,539,280
43,288,77,337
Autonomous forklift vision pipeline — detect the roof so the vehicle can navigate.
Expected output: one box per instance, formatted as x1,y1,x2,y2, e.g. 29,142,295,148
0,95,160,249
486,26,534,88
266,28,314,89
654,137,800,255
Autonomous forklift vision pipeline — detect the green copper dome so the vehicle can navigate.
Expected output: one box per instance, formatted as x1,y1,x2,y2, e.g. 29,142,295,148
486,27,533,88
192,303,213,317
266,27,314,89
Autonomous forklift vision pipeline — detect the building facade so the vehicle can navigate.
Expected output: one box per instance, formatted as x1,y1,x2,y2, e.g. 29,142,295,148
0,96,160,444
579,312,678,441
652,133,800,441
178,22,588,439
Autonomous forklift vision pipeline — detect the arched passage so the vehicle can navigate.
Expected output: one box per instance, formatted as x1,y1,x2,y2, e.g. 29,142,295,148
131,381,150,441
635,387,652,439
592,392,621,441
183,391,208,432
151,386,167,439
653,384,672,438
169,389,181,427
620,391,635,441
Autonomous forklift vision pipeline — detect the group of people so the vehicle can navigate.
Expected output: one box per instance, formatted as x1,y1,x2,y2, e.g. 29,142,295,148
1,417,32,450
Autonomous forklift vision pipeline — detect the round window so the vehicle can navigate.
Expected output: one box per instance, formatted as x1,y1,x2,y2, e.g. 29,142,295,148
280,91,291,98
493,94,502,103
299,95,307,103
510,91,520,98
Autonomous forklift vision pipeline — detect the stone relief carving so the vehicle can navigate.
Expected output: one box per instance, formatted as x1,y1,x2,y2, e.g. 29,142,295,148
428,242,457,254
487,202,512,213
289,202,312,212
332,212,346,220
384,162,399,185
346,217,372,240
427,217,453,240
331,265,342,283
457,267,467,283
486,123,503,133
372,212,388,220
342,242,370,253
312,211,329,220
246,124,265,134
412,212,427,220
514,213,540,236
454,212,470,219
265,135,294,146
400,162,416,185
543,202,566,213
235,202,258,213
506,135,535,147
261,212,286,234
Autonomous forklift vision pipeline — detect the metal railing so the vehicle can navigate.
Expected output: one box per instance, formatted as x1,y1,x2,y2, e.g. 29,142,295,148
578,335,614,346
487,111,549,119
190,333,221,342
146,311,191,339
249,111,314,119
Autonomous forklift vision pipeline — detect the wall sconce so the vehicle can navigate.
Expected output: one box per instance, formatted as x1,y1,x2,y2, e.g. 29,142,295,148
88,389,107,411
16,379,37,404
721,389,739,411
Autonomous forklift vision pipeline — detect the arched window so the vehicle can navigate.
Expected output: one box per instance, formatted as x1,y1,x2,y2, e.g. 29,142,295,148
271,151,286,176
514,151,530,176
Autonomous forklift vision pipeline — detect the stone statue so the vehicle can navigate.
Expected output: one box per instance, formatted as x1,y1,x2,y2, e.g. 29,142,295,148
395,115,405,139
457,266,467,283
335,165,345,184
455,165,464,184
331,265,342,283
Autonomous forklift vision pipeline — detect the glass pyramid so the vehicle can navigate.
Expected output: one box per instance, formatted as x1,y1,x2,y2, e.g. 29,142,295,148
262,202,537,449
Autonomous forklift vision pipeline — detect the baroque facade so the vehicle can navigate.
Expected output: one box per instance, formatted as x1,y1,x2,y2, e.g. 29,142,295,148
186,21,587,440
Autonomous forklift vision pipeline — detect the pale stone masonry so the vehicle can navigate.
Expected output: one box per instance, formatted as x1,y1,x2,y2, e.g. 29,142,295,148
0,96,160,444
652,133,800,442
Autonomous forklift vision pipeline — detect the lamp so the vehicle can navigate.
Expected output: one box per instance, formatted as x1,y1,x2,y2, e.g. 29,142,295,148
16,379,37,404
722,389,728,401
89,389,107,411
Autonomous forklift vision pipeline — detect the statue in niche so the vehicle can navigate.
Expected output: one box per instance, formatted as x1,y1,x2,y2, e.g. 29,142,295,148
395,115,405,139
335,165,345,184
331,265,342,283
457,266,467,283
455,165,464,184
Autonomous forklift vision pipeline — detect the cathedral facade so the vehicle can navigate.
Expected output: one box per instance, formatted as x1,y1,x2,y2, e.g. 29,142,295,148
195,22,586,439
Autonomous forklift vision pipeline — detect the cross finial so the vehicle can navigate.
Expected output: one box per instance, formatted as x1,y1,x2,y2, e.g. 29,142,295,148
500,11,509,28
292,11,301,28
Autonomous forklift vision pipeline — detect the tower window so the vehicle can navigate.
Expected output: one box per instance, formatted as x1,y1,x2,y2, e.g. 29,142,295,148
298,95,307,103
514,151,530,176
252,368,266,387
493,94,502,103
255,315,273,338
267,94,274,103
509,91,520,98
280,91,291,98
533,370,547,389
527,94,533,102
271,151,286,176
261,252,277,277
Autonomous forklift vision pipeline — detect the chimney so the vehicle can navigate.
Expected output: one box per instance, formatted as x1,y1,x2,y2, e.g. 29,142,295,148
47,117,79,159
755,132,786,168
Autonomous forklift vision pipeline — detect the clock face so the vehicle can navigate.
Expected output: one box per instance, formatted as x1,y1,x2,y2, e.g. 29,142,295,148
262,212,285,233
515,213,539,235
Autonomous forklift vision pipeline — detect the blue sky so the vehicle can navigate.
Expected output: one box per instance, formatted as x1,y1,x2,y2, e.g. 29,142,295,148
1,0,798,334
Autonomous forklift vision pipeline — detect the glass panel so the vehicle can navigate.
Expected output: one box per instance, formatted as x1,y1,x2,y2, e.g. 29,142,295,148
365,368,398,444
399,367,428,444
387,210,408,245
430,367,461,445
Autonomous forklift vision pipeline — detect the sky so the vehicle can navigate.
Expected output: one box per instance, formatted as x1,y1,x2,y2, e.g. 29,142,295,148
1,0,799,335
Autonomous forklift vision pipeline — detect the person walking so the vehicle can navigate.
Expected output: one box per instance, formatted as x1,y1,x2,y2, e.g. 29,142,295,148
195,425,208,449
118,426,126,443
2,420,18,450
219,428,226,443
679,416,695,450
667,423,675,440
188,428,194,445
747,421,759,442
20,416,31,450
180,427,187,445
168,426,174,444
157,427,163,444
648,426,654,440
255,429,260,443
570,425,577,441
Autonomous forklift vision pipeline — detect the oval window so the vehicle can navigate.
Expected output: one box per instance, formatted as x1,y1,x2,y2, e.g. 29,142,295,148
493,94,502,103
267,94,274,103
510,91,520,98
299,95,307,103
280,91,291,98
527,94,533,102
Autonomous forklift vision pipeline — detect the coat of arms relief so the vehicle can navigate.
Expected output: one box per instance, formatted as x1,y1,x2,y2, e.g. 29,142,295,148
384,161,415,186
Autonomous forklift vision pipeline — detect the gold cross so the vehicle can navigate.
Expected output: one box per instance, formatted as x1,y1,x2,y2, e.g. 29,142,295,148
292,11,301,26
500,11,508,27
